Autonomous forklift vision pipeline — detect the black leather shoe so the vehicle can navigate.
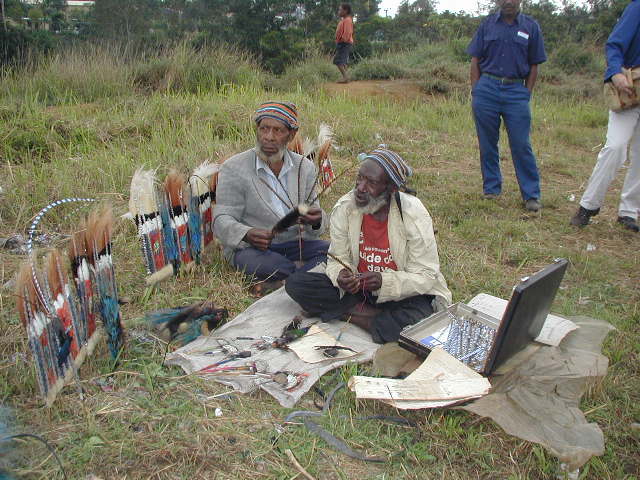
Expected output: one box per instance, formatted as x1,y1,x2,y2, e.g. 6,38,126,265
570,206,599,227
617,216,640,232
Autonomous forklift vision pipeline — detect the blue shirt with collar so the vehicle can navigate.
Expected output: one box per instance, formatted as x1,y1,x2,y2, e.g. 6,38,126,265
605,0,640,81
467,12,547,79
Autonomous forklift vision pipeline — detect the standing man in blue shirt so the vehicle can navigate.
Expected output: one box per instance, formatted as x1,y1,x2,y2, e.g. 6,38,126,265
570,1,640,232
467,0,547,212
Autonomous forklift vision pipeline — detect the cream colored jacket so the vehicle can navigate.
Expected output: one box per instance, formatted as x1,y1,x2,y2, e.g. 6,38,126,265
326,191,452,306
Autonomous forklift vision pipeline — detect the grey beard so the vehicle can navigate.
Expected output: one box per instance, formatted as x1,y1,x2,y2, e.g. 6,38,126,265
352,190,390,215
255,141,286,165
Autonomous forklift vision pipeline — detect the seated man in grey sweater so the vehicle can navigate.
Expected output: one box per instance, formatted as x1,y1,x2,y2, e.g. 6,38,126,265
213,102,329,294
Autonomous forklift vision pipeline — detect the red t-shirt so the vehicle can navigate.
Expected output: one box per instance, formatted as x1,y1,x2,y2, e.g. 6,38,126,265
358,214,398,274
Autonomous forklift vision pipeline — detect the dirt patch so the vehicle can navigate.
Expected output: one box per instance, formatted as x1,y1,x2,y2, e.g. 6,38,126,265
322,79,426,101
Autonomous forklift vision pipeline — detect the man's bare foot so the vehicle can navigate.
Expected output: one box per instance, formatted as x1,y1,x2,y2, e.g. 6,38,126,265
337,78,350,84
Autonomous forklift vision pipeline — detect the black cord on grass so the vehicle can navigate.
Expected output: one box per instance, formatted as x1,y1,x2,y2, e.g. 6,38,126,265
1,434,68,480
284,381,416,463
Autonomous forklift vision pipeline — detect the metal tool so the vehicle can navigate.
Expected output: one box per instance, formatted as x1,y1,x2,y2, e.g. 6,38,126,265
198,351,252,372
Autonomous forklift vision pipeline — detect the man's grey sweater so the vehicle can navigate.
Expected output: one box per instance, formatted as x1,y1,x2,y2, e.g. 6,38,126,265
213,148,327,260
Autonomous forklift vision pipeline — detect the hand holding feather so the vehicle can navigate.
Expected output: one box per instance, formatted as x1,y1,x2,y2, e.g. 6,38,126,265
271,204,311,236
298,206,322,226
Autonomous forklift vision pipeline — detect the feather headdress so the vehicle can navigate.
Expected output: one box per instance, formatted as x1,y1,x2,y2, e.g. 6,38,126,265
85,206,123,359
16,262,59,404
68,223,100,354
129,168,168,276
288,134,304,155
164,170,192,267
16,198,123,406
189,160,220,259
316,123,335,190
47,249,82,363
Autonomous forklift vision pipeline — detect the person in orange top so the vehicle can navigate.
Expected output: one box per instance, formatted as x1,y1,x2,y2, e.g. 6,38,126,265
334,3,354,83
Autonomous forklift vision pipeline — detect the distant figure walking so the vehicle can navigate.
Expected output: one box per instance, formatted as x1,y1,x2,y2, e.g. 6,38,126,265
467,0,547,212
570,0,640,233
334,3,354,84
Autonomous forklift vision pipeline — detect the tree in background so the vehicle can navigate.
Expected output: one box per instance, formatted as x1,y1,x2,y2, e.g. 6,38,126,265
89,0,158,43
1,0,6,32
42,0,66,32
394,0,436,42
0,0,634,72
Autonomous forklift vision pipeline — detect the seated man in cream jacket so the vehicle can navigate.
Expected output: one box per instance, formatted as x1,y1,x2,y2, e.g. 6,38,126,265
285,147,451,344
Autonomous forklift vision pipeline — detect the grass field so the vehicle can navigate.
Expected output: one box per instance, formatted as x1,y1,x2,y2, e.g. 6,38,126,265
0,43,638,479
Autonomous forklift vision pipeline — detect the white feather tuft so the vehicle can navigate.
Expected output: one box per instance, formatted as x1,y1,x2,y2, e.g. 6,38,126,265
302,137,315,157
317,123,333,147
129,168,158,217
191,160,219,196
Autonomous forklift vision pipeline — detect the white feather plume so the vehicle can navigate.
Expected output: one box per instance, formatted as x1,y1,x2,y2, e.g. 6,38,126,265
129,168,158,217
317,123,333,147
191,160,219,197
302,137,315,158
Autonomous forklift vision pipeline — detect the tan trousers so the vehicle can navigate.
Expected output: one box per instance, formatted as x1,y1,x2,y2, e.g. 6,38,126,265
580,107,640,219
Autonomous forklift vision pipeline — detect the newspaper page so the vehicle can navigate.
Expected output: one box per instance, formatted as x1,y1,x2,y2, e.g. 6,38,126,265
349,348,491,405
288,324,362,363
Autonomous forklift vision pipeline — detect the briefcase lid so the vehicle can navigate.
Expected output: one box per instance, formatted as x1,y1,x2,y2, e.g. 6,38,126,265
484,258,568,373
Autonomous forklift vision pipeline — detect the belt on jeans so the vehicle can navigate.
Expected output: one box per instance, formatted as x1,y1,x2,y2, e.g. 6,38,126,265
482,73,526,84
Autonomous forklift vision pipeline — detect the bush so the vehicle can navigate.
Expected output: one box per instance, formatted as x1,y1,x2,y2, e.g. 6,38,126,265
1,42,268,105
448,37,471,63
0,27,56,66
273,55,337,90
0,45,132,105
133,43,267,94
351,59,410,80
422,78,450,94
548,43,600,75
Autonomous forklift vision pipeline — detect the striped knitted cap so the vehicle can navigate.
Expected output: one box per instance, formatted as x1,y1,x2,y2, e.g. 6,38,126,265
254,102,299,131
361,146,413,187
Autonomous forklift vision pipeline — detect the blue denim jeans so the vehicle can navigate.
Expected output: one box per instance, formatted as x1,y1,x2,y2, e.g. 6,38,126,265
471,74,541,201
232,239,329,281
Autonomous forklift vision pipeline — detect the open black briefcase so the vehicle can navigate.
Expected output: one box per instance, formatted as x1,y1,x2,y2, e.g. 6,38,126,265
399,258,569,375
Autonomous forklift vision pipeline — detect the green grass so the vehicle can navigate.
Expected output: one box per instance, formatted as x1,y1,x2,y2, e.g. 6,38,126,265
0,44,639,479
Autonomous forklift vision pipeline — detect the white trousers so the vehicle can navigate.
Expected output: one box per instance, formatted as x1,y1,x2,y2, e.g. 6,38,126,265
580,106,640,219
